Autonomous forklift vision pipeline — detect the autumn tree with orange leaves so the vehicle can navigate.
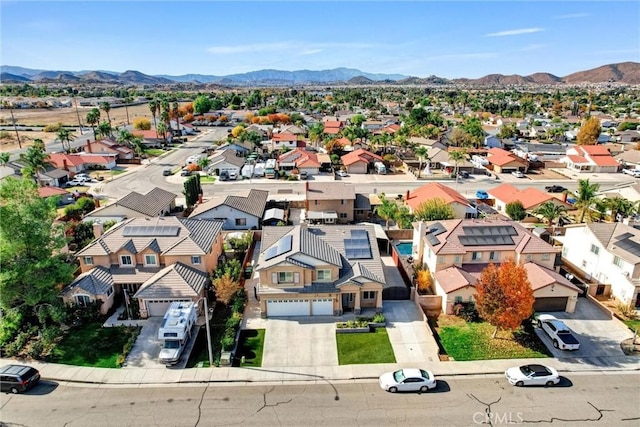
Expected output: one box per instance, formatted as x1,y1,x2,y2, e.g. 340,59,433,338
474,259,534,338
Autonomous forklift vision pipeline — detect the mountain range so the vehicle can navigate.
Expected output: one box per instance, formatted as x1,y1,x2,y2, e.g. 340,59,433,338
1,62,639,86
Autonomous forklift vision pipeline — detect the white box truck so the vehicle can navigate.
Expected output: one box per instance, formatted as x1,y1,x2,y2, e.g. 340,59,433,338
158,301,197,365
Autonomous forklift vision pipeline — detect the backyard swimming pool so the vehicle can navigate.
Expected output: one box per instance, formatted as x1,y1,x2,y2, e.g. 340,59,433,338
395,241,413,256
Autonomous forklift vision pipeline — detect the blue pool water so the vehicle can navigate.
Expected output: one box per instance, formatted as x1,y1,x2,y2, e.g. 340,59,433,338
395,242,413,256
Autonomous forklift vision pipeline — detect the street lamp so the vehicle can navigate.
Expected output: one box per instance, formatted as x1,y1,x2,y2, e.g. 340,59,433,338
197,295,214,367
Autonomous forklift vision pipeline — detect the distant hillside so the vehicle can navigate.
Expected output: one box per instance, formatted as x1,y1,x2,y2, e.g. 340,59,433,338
562,62,640,84
1,62,638,86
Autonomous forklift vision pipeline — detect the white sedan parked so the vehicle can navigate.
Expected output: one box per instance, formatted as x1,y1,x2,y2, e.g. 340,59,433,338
505,364,560,387
379,368,436,393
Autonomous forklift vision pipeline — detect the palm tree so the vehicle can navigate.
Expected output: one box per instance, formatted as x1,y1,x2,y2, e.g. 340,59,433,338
20,139,49,187
157,121,168,144
100,101,112,125
172,101,180,135
86,108,101,140
374,193,399,230
448,149,467,191
308,122,324,147
131,137,145,158
606,196,636,222
117,128,135,148
574,179,600,223
97,121,113,139
533,201,567,231
149,99,159,137
198,156,210,172
415,146,429,178
0,152,10,167
56,128,74,152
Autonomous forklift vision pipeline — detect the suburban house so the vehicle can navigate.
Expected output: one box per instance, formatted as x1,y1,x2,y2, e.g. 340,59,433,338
323,120,344,135
132,129,166,148
279,124,307,136
614,149,640,170
557,222,640,310
48,152,117,175
83,187,177,225
37,165,70,187
255,224,386,317
277,148,321,177
404,182,477,219
488,184,571,214
206,150,245,177
305,182,355,224
486,148,528,173
341,149,384,174
361,120,385,132
67,216,224,317
408,136,447,151
188,189,269,230
216,140,254,156
83,139,134,160
413,219,579,314
561,145,619,173
268,132,301,152
38,186,75,206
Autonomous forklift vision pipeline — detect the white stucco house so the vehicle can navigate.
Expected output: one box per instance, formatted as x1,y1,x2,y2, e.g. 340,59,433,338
189,189,269,230
557,222,640,311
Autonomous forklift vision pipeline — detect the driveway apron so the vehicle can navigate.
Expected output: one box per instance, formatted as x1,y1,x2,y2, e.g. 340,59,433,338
124,317,163,368
261,318,338,368
383,301,440,364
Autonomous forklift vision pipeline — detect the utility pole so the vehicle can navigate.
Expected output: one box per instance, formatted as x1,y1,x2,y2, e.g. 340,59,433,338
75,98,84,135
7,103,22,149
203,297,214,367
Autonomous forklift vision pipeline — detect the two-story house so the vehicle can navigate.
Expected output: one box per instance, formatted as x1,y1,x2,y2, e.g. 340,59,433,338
305,182,355,224
62,216,224,317
269,132,301,152
559,222,640,311
255,224,386,317
189,189,269,230
414,219,579,314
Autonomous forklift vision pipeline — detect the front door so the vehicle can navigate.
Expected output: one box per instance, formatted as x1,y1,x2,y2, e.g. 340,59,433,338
341,293,354,312
596,285,606,296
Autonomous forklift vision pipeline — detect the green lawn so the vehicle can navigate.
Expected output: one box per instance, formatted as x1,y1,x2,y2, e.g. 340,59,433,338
200,175,216,184
47,323,140,368
437,316,550,361
186,305,232,368
235,329,265,367
146,148,167,157
623,318,640,333
336,328,396,365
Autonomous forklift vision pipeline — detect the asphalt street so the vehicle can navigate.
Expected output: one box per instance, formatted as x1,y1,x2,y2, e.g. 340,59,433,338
1,372,638,426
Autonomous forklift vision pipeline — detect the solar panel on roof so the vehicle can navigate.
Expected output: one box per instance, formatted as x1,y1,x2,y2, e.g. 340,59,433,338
615,232,634,241
345,230,372,259
123,225,180,237
459,235,515,246
264,234,293,261
462,225,517,236
614,238,640,258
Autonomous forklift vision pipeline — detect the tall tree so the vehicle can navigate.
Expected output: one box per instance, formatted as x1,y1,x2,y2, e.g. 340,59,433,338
183,174,202,207
0,177,75,318
574,179,600,223
86,108,101,140
448,149,467,191
308,122,324,147
96,120,113,139
213,273,241,305
0,152,10,167
474,259,535,338
124,96,133,125
533,201,566,229
505,201,526,221
149,99,159,137
415,146,430,178
413,198,455,221
99,101,112,125
576,116,601,145
605,196,636,222
19,139,49,187
374,193,399,230
56,127,74,153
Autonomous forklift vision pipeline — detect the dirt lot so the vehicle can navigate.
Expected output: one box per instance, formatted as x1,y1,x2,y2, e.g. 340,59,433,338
525,168,571,181
0,104,155,152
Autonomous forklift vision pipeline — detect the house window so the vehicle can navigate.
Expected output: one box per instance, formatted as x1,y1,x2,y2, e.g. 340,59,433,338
613,256,624,268
235,218,247,227
339,213,348,219
591,245,600,255
525,254,533,261
489,251,499,261
314,200,318,205
144,254,157,266
341,199,345,205
83,256,94,265
542,253,550,261
75,295,91,306
472,252,482,261
120,255,133,266
454,255,462,264
278,272,293,283
106,286,113,297
317,269,331,281
191,256,201,265
363,291,376,300
454,296,463,304
437,256,445,264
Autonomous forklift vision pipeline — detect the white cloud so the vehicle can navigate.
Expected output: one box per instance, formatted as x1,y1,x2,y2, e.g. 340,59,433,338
484,28,544,37
553,13,589,19
300,49,323,55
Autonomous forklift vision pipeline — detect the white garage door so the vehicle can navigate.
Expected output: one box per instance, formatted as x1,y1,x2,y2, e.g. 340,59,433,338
147,299,190,317
266,299,310,317
312,299,334,315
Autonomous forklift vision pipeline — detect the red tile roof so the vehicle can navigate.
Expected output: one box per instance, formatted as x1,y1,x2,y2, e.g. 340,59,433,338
38,186,70,198
272,132,298,142
406,182,470,211
341,148,383,166
324,127,341,135
488,184,568,210
132,129,163,140
579,145,611,156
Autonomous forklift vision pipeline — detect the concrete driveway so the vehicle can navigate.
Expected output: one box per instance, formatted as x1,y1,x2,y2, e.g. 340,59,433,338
383,301,440,364
535,298,634,363
124,317,163,368
261,318,338,368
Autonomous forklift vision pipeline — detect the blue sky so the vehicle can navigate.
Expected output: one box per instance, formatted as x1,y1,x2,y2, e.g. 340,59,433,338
2,1,639,78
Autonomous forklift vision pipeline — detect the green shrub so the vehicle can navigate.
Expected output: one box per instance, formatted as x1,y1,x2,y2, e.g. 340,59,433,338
40,326,63,347
372,313,386,324
0,308,24,346
43,123,63,132
226,314,241,330
221,336,235,351
232,289,247,314
27,340,45,359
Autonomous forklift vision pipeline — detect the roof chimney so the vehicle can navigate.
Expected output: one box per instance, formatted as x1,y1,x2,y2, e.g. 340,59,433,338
93,222,104,239
62,159,69,171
